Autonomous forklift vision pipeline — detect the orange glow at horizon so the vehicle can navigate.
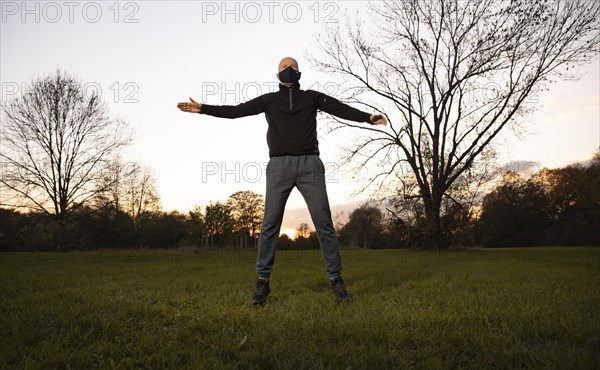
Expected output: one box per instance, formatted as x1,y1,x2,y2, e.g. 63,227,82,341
280,229,297,240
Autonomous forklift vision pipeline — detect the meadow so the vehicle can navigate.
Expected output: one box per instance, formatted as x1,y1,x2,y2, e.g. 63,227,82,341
1,247,598,369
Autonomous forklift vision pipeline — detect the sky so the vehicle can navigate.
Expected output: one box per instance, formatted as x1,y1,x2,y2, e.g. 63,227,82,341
1,1,599,237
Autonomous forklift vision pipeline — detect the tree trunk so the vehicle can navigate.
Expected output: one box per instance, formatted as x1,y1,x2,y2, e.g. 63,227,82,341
423,193,448,249
51,215,67,252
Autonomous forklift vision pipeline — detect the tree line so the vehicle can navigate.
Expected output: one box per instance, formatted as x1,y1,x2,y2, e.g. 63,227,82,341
1,154,598,251
0,187,259,251
345,155,600,248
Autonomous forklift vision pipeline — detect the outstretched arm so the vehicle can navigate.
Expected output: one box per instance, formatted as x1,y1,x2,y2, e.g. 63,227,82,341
316,92,387,126
177,95,266,119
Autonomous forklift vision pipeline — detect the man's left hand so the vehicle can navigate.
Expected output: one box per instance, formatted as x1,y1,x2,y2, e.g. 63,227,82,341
370,114,388,125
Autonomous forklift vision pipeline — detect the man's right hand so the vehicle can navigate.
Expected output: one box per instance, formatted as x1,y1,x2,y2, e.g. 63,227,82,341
177,97,202,113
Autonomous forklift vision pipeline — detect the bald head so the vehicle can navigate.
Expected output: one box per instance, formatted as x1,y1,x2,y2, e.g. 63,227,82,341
278,57,299,73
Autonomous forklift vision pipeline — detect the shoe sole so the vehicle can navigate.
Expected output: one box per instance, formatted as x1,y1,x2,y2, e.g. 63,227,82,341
335,296,350,303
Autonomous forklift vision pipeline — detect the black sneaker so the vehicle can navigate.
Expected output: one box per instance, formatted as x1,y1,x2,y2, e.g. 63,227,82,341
330,277,350,302
252,279,270,306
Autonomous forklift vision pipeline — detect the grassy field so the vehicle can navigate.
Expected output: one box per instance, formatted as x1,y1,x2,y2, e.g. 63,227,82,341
0,247,598,369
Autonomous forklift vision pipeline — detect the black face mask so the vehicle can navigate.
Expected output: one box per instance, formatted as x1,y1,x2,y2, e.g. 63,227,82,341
278,66,301,83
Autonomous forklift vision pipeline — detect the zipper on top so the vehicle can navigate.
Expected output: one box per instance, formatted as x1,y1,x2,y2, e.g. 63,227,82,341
288,87,293,110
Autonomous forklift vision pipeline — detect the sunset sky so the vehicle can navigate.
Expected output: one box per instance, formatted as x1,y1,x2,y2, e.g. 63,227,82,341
1,1,598,236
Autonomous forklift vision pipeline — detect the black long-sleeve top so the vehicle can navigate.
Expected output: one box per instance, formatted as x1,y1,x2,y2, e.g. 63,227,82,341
200,82,373,157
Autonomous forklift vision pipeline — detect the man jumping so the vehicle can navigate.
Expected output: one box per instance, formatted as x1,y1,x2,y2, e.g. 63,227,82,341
177,57,387,305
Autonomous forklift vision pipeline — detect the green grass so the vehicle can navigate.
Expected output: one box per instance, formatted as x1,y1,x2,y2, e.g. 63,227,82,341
1,247,599,369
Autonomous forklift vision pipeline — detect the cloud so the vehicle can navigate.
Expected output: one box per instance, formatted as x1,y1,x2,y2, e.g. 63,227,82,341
498,160,542,177
281,199,366,230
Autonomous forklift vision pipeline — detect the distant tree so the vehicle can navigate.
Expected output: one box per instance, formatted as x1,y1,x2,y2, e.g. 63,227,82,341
226,190,264,248
293,229,320,250
277,233,294,250
121,163,161,229
295,223,312,239
306,230,321,249
203,201,233,248
479,172,552,246
340,205,384,248
95,158,161,230
544,154,600,245
93,158,127,214
378,216,409,249
0,208,25,251
90,206,135,249
0,69,130,249
186,205,206,247
0,208,55,251
310,0,599,248
333,211,349,237
138,211,187,248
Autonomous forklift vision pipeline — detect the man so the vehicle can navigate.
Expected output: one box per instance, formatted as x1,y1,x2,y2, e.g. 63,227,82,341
177,57,387,305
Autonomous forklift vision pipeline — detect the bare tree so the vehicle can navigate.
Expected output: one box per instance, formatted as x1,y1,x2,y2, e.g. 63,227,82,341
295,223,312,239
309,0,599,248
122,163,161,229
333,210,349,237
94,156,127,214
1,69,130,247
95,158,161,228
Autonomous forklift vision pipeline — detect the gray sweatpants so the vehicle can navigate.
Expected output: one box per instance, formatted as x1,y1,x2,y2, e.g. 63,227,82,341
256,154,342,277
